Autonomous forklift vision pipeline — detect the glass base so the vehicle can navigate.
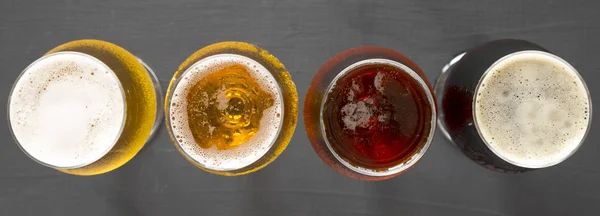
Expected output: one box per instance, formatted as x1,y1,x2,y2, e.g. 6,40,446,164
434,52,466,144
137,57,164,143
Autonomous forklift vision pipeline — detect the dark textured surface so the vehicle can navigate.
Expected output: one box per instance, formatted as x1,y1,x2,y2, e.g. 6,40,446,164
1,0,599,215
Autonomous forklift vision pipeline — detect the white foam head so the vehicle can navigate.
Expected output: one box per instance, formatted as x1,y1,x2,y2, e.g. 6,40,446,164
9,52,126,168
169,54,283,171
474,51,591,168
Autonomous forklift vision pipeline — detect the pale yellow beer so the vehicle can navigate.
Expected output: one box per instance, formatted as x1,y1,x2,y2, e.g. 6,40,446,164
165,42,298,176
8,39,162,176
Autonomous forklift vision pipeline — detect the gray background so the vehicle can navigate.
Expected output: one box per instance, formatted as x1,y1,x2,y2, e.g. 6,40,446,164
0,0,598,215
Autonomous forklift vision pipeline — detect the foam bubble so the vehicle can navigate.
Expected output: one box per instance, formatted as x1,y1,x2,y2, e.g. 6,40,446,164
475,51,590,168
9,52,125,168
170,54,283,171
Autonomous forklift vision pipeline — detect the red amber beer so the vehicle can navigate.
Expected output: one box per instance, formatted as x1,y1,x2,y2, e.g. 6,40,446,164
305,46,437,181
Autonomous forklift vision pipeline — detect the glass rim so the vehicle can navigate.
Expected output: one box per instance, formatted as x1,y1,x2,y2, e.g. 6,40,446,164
319,58,437,177
472,50,593,169
7,51,128,169
165,53,285,172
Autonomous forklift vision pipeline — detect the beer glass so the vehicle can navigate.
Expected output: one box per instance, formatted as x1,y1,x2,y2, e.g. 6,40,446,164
165,41,298,176
435,39,591,172
8,39,163,175
305,46,437,181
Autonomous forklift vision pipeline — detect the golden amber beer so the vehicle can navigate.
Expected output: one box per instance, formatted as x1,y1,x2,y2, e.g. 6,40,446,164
8,39,162,176
165,42,297,176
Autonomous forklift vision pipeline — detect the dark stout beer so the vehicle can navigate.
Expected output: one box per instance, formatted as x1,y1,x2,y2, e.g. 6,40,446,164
435,39,591,172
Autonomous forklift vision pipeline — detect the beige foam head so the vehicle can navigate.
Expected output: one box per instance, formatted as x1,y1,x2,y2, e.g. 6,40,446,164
474,51,591,168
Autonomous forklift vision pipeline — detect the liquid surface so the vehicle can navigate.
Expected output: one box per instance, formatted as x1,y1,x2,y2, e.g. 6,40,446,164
186,64,274,150
170,54,283,171
475,52,590,167
9,52,125,168
323,62,433,171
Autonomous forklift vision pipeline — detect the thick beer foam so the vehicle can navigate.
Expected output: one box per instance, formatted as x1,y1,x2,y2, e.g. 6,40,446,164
9,52,125,168
475,51,590,168
170,54,283,171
